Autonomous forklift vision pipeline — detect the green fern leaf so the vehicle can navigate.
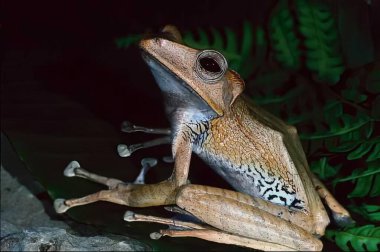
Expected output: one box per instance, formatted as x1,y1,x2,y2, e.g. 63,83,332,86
224,27,238,57
346,141,373,160
235,21,255,78
367,143,380,162
311,157,341,180
296,0,344,84
239,25,266,78
326,140,360,153
300,112,372,140
333,164,380,198
326,225,380,251
369,172,380,197
183,29,211,50
210,27,224,50
269,0,301,70
348,204,380,222
348,137,380,161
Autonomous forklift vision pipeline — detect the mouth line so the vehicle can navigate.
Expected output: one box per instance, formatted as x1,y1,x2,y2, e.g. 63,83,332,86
140,48,197,92
140,47,216,114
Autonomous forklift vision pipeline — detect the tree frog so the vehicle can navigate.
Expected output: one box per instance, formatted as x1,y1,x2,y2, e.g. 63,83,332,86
54,25,353,251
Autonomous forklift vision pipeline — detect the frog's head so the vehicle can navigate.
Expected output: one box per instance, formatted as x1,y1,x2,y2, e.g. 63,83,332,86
139,25,245,118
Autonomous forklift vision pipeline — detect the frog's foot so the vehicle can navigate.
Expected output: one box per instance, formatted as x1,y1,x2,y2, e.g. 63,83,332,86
121,120,171,135
117,136,171,158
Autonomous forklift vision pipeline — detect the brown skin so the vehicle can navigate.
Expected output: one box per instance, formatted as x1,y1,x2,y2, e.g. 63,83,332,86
55,26,353,251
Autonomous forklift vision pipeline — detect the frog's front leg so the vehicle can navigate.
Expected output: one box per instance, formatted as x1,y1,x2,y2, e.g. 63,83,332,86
121,120,171,135
54,130,192,213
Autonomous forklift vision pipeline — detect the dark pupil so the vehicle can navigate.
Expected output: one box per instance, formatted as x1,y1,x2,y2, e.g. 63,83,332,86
199,57,221,73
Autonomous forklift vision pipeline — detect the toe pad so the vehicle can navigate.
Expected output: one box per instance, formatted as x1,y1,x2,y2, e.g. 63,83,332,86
54,198,69,214
63,160,80,177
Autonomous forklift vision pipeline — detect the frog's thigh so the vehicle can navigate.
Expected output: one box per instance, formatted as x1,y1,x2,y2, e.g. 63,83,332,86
176,185,322,251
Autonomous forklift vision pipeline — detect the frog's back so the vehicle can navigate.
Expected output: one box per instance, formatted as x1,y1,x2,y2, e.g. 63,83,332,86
192,98,307,211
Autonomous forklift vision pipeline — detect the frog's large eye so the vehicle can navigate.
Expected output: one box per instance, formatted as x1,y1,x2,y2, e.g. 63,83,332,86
195,50,228,83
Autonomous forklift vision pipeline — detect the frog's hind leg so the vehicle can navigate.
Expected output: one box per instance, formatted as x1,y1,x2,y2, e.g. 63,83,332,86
124,210,298,251
175,184,323,251
159,229,299,251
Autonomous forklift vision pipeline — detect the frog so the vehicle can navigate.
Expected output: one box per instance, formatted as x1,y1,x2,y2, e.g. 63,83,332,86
54,25,353,251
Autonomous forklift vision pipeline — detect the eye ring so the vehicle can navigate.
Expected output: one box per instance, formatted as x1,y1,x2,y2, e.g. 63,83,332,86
195,50,228,83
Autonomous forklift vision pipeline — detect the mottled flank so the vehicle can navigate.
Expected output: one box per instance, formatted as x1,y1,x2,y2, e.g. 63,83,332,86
184,98,306,211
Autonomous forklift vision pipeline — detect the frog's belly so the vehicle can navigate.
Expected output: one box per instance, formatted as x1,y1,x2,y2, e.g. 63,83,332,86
194,147,304,210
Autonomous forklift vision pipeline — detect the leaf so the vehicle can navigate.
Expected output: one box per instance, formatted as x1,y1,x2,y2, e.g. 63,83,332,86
348,137,380,161
333,164,380,198
300,112,372,140
342,89,368,104
326,140,360,153
235,21,256,78
296,0,344,84
348,204,380,222
269,0,301,70
367,143,380,162
310,157,341,180
326,225,380,251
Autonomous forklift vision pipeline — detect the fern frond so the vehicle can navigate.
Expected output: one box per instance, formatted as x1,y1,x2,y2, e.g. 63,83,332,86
326,225,380,251
333,164,380,198
296,0,344,84
269,0,301,70
300,112,372,140
348,204,380,222
347,137,380,161
310,157,341,180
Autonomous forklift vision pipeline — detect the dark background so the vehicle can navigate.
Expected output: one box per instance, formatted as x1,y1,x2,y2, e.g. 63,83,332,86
2,0,379,251
2,1,279,251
